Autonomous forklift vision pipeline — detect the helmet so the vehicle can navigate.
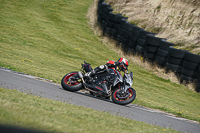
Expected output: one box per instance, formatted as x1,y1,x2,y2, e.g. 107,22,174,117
106,60,116,70
117,57,129,71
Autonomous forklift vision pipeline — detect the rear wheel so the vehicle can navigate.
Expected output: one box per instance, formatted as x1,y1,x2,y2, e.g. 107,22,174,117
112,88,136,105
61,72,82,92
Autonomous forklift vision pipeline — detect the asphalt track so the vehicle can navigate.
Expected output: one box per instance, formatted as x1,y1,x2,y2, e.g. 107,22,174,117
0,68,200,133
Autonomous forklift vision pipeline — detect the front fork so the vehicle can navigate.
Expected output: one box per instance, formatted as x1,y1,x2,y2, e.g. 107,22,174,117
118,82,129,94
77,71,85,83
116,84,130,99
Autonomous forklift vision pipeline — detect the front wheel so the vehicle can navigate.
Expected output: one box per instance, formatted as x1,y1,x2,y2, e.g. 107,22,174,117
61,72,83,92
112,88,136,105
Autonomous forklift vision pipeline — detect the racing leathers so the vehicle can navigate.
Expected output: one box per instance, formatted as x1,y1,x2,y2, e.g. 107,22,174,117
84,60,118,83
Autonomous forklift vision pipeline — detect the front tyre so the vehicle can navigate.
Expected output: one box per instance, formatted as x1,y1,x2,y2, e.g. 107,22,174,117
112,88,136,105
61,72,82,92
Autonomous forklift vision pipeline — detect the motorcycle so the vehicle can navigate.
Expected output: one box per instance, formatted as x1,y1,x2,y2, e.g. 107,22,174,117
61,61,136,105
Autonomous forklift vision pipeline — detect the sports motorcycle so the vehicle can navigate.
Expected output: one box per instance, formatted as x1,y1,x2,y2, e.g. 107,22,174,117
61,61,136,105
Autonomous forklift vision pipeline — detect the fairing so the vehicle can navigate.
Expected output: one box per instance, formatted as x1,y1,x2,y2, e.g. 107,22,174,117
113,71,123,86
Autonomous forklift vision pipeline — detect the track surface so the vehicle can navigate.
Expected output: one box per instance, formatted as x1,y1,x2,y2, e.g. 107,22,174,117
0,68,200,133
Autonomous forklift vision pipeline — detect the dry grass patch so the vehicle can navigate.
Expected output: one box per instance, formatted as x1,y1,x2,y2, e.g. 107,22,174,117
105,0,200,54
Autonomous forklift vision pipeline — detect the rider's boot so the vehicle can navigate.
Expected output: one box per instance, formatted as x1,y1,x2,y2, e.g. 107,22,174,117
83,71,95,88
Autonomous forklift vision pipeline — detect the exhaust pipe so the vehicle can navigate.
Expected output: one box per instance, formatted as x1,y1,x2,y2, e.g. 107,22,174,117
78,72,85,83
78,72,97,93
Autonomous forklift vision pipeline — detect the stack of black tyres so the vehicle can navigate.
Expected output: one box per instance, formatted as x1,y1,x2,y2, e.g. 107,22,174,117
135,29,155,55
128,25,142,52
116,18,128,46
181,52,200,84
97,2,105,24
155,39,175,66
166,46,187,75
144,34,164,62
98,2,112,33
198,65,200,92
119,22,133,52
106,12,118,38
97,0,103,22
97,0,105,20
112,14,127,40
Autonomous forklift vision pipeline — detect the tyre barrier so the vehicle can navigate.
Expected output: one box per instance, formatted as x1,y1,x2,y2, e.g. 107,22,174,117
180,52,200,84
155,39,175,66
129,25,142,51
106,12,117,38
144,34,164,62
197,66,200,92
166,46,186,75
135,29,155,55
97,0,200,91
98,2,113,33
120,22,132,52
135,38,146,55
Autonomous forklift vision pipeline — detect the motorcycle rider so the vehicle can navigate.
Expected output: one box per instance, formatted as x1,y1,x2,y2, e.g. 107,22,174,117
84,57,129,84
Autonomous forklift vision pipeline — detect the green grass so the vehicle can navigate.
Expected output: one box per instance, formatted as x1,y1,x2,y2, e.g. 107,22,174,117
0,87,179,133
0,0,200,129
0,0,117,82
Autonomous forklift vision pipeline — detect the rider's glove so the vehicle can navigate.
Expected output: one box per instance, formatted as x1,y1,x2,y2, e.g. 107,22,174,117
85,72,91,77
84,69,95,77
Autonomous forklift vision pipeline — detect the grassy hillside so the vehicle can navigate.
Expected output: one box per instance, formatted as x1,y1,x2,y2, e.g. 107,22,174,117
0,0,200,129
0,0,118,82
105,0,200,54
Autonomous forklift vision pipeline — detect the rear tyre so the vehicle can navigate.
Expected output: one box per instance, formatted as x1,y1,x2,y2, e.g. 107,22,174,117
61,72,82,92
112,88,136,105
